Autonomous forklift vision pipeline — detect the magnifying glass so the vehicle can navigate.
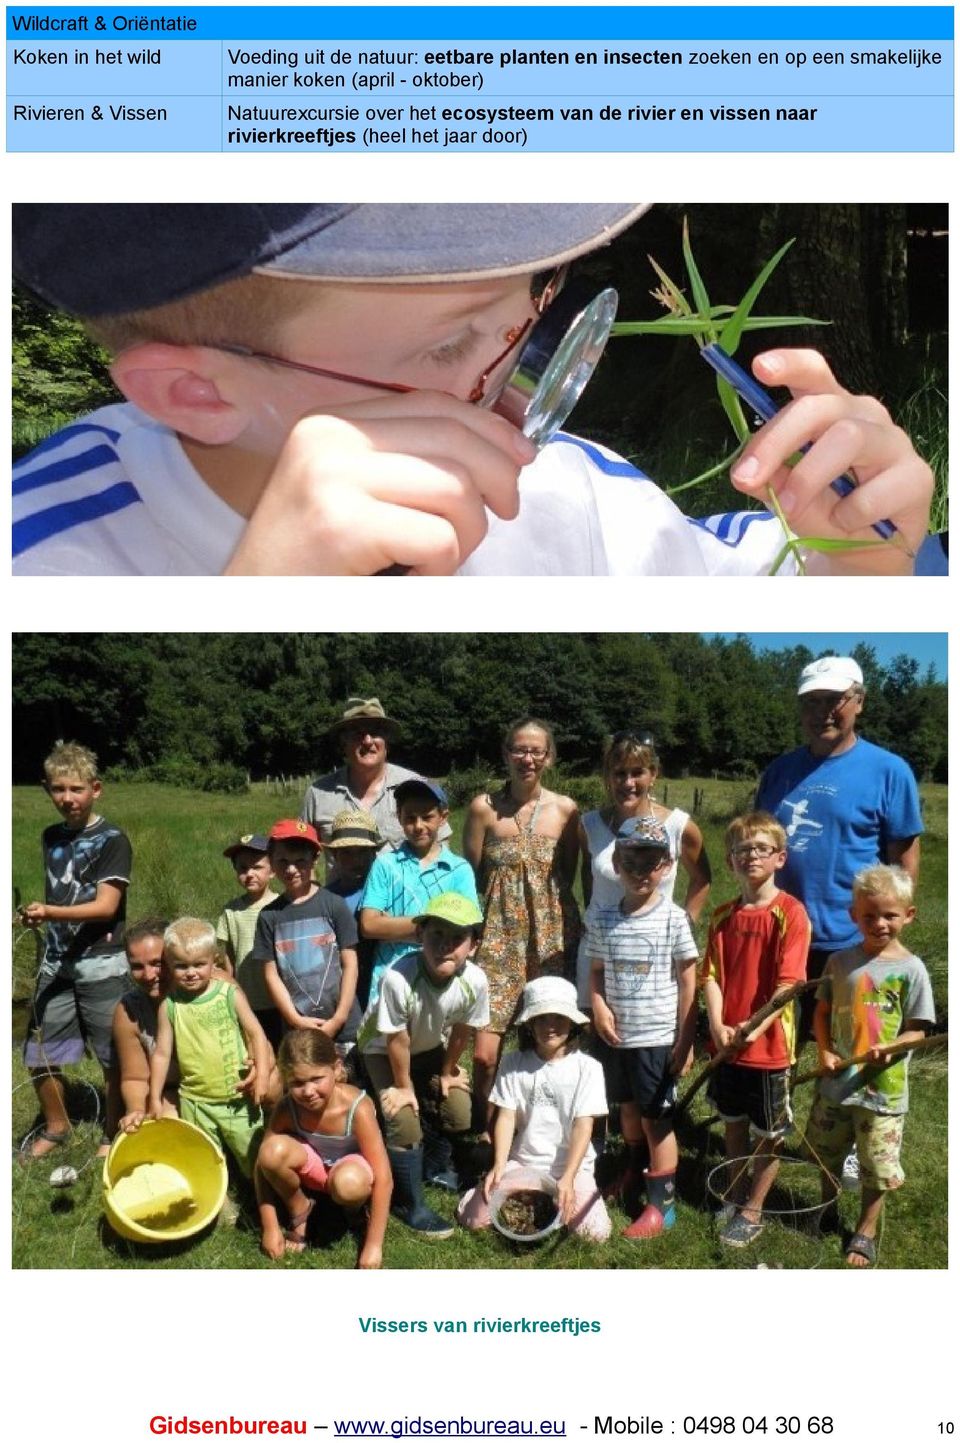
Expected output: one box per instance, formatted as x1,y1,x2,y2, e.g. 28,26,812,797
489,278,619,449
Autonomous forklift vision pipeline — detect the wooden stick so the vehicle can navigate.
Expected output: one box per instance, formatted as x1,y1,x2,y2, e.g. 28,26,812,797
676,978,818,1114
793,1031,948,1087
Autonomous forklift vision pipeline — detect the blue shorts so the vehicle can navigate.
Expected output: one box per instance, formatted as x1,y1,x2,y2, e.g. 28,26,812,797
600,1043,677,1119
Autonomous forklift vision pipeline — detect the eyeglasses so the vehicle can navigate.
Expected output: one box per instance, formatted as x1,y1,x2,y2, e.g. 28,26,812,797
731,843,779,860
508,747,549,761
219,267,567,410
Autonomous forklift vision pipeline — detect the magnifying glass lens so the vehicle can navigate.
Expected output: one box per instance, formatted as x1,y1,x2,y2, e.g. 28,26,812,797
491,279,619,449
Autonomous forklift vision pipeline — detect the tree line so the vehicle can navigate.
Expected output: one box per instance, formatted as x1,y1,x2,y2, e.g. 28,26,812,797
12,633,947,787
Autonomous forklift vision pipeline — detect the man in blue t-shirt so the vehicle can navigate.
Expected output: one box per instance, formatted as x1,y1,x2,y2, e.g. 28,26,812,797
756,655,923,1047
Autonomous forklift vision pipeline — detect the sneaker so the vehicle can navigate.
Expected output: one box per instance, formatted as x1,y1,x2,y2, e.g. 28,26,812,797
841,1152,861,1191
720,1213,765,1248
714,1201,737,1230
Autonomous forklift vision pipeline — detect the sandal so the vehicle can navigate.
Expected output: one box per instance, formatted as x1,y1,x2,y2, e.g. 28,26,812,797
720,1212,765,1248
20,1127,71,1162
845,1231,877,1267
283,1199,315,1253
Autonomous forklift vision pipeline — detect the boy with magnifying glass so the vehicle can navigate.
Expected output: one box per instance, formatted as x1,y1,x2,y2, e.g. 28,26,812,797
13,203,933,576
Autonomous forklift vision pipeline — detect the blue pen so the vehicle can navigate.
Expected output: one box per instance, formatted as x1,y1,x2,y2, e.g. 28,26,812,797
700,342,911,556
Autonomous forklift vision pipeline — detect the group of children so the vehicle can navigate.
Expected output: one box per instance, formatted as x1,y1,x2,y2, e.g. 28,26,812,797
19,741,937,1269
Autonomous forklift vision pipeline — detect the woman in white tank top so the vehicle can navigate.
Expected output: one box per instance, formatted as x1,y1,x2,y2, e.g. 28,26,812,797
576,731,711,1004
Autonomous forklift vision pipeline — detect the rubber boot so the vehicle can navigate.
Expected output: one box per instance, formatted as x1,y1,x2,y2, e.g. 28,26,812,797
423,1129,459,1192
622,1168,676,1240
387,1146,454,1238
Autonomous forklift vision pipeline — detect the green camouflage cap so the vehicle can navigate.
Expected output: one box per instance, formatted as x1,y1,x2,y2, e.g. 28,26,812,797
415,893,484,929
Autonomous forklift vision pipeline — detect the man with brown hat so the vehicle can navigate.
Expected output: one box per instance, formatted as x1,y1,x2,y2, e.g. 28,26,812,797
300,698,450,851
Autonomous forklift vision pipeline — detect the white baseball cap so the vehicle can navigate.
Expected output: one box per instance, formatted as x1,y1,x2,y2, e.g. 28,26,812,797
797,656,864,696
516,976,588,1027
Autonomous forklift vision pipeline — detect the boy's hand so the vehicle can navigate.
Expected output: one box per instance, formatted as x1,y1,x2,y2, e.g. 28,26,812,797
358,1242,383,1270
671,1041,693,1076
21,901,47,925
711,1022,739,1052
556,1174,577,1225
439,1066,470,1099
868,1045,895,1067
592,998,622,1047
147,1099,164,1121
237,1063,265,1107
818,1049,844,1074
380,1086,418,1120
482,1165,505,1203
730,349,934,574
224,392,537,577
292,1015,328,1032
119,1110,145,1133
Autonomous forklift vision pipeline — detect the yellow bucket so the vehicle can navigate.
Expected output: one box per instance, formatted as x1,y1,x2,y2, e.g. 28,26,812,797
103,1117,228,1243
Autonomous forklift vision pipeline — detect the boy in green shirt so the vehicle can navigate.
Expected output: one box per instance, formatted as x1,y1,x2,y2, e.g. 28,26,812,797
807,865,935,1266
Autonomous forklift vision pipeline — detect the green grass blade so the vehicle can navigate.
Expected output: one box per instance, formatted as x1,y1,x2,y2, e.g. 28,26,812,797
739,315,829,331
611,314,827,339
717,376,751,442
794,536,887,552
612,317,735,337
681,217,714,332
719,238,798,354
767,539,800,576
665,441,747,495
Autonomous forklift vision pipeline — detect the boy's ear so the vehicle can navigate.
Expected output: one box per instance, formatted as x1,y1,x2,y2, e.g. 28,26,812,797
110,343,247,444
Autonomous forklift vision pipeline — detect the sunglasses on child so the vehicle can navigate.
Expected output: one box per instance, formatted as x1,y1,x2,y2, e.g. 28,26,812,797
219,266,618,451
617,850,670,875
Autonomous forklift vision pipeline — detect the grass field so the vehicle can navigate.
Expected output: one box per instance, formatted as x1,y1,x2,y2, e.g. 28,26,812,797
11,778,948,1271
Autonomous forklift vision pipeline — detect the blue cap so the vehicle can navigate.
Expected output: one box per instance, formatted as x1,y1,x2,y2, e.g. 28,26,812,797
13,203,651,316
394,776,449,811
223,832,269,859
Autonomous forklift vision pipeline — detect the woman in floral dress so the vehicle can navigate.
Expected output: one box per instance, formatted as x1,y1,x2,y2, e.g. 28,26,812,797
463,718,582,1125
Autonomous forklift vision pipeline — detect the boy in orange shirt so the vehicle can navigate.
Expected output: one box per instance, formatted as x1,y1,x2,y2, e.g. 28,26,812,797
699,812,811,1247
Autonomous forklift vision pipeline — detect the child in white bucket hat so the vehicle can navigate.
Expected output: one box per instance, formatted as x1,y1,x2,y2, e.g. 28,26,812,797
457,975,611,1240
